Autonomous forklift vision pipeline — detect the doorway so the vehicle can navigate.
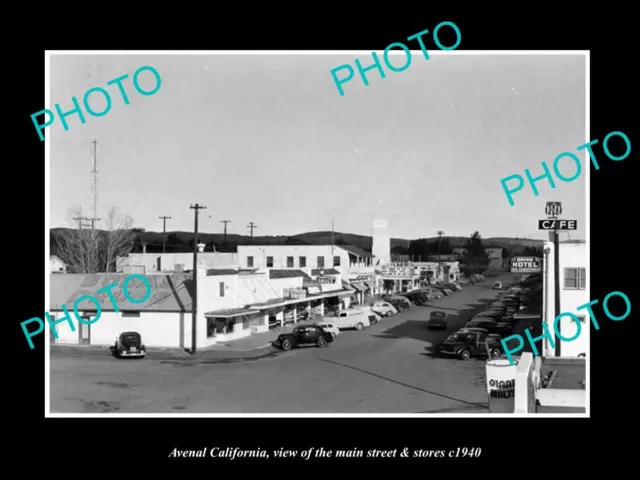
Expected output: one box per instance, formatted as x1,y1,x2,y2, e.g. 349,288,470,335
78,315,91,344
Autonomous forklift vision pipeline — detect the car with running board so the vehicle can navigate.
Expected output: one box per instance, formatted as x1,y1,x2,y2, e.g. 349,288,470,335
273,324,334,351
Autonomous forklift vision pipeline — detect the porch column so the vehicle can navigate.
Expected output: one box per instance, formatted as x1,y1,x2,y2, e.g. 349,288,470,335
293,304,298,323
319,302,325,317
276,308,284,328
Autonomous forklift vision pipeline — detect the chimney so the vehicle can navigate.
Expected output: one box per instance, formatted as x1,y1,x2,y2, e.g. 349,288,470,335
197,243,205,253
142,242,147,254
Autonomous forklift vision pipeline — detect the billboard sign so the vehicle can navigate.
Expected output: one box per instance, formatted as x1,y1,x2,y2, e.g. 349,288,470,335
510,256,541,273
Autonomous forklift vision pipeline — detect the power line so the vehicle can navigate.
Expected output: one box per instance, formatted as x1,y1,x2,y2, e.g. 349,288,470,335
247,222,257,238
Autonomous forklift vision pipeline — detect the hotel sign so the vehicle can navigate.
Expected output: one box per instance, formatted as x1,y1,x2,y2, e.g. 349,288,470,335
510,256,541,273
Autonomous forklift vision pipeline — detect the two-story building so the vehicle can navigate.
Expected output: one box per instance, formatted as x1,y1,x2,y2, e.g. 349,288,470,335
542,239,588,358
237,244,382,306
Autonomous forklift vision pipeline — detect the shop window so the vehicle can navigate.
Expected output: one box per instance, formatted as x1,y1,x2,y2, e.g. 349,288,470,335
219,281,225,297
579,267,586,289
215,318,227,334
266,256,274,267
207,318,216,338
287,256,294,268
247,256,254,268
317,256,325,268
299,256,306,267
333,256,340,267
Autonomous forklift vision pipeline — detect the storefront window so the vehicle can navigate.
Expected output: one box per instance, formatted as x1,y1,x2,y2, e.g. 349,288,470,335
215,318,228,334
207,318,216,338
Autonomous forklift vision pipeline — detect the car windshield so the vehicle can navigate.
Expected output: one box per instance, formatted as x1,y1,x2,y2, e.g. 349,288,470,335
446,333,465,342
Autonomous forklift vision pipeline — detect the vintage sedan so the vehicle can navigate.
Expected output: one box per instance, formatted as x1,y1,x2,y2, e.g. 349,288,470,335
427,310,449,330
273,325,334,350
114,331,146,358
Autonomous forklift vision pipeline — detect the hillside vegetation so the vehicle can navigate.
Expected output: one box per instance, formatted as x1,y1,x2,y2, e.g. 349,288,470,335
50,228,544,258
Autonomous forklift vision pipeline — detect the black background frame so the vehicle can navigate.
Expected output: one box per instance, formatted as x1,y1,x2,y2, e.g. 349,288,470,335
13,5,634,475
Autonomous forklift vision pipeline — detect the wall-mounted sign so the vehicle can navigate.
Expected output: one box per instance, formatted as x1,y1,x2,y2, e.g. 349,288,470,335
284,287,306,299
538,219,577,230
380,267,416,276
510,256,541,273
304,276,336,287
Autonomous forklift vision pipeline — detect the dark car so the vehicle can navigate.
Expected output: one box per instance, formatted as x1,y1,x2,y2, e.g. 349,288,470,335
273,325,334,351
114,331,146,358
438,329,504,360
405,292,428,306
427,310,448,329
465,318,513,336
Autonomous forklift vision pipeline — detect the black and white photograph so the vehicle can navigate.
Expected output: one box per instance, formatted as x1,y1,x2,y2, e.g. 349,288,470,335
45,51,589,416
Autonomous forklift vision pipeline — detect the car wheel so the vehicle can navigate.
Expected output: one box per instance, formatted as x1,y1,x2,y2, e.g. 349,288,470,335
386,311,393,317
355,322,364,331
281,339,292,351
490,348,502,358
317,337,327,347
459,349,471,360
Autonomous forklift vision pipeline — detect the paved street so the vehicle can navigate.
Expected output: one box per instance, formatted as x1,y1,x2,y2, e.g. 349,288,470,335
50,274,520,414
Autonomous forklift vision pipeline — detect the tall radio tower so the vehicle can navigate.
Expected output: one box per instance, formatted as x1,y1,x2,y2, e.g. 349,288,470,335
90,139,100,229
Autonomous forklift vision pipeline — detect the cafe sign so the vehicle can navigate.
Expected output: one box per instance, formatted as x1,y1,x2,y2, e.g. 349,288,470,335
304,276,337,287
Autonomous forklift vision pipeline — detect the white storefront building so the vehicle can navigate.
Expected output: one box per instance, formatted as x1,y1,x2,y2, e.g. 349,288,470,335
542,239,588,358
49,266,354,350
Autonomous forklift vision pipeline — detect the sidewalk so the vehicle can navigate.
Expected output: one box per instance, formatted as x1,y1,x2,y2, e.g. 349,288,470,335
50,324,300,361
202,324,296,352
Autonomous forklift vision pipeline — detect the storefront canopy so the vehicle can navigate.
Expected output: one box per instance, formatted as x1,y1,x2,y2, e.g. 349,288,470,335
351,282,366,292
204,308,260,318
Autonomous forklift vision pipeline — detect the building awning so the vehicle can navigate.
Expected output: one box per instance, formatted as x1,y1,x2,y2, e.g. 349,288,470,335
204,308,260,318
351,283,366,292
364,282,374,290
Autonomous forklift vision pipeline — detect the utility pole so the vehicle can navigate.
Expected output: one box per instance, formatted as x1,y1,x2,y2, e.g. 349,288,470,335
190,203,207,355
159,216,171,253
437,230,444,281
554,228,561,356
89,139,100,229
221,220,231,242
247,222,257,239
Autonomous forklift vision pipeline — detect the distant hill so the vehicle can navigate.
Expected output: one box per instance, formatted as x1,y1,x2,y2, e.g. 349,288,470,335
50,227,544,259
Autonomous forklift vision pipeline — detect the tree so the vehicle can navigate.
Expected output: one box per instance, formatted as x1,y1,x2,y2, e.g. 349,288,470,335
54,206,136,273
465,231,489,273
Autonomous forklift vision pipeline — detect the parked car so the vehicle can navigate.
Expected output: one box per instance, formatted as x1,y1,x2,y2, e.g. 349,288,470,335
445,283,462,291
114,331,146,358
382,295,412,310
465,318,512,336
438,329,504,360
371,301,398,317
316,321,340,339
332,308,371,330
273,325,334,350
431,285,453,296
404,292,429,306
493,281,503,290
421,288,443,300
427,310,448,329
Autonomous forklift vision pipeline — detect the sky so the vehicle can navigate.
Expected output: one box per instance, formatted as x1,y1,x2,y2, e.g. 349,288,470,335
49,52,587,241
